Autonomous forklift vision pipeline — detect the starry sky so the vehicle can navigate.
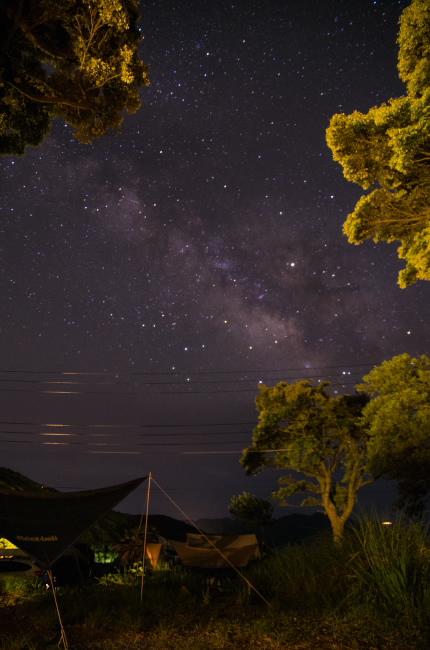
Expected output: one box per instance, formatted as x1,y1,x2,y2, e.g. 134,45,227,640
1,0,428,521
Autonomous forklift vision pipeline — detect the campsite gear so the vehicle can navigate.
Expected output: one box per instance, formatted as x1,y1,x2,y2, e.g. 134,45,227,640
0,477,147,649
0,548,42,578
171,533,260,569
0,477,146,570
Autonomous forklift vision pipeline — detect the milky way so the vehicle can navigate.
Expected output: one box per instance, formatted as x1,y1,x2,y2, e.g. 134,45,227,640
0,0,427,519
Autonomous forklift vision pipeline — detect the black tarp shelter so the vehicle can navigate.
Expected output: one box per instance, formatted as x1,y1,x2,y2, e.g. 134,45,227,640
0,477,146,569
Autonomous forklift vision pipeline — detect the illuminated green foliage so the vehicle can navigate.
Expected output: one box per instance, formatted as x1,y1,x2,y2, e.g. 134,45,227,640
0,0,150,154
240,381,372,541
326,0,430,287
241,356,430,536
358,353,430,516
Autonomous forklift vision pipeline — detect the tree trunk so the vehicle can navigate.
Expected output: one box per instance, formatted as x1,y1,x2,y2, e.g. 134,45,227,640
327,513,345,544
322,491,347,543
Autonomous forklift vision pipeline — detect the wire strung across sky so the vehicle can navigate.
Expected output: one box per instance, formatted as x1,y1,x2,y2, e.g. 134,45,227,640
0,362,378,457
0,362,375,395
0,372,363,385
0,362,379,377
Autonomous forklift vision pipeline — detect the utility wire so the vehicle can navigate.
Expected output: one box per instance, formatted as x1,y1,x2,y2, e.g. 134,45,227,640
0,439,250,447
0,362,378,376
0,381,359,395
0,429,253,438
0,371,366,387
0,429,372,449
0,420,256,428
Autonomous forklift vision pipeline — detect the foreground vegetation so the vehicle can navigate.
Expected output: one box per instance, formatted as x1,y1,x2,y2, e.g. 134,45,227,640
1,517,429,650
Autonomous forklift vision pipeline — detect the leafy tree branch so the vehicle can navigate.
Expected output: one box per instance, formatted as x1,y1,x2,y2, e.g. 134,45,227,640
326,0,430,287
0,0,150,154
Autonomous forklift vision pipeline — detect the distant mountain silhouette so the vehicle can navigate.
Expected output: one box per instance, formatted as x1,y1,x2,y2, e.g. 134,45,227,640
195,513,332,547
0,467,57,493
81,513,197,543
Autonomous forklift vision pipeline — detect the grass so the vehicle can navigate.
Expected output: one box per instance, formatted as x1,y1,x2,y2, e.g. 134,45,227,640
1,516,430,649
344,516,430,625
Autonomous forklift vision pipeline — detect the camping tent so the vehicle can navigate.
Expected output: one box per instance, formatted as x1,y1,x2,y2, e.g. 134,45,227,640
170,533,260,569
146,542,163,568
0,477,146,569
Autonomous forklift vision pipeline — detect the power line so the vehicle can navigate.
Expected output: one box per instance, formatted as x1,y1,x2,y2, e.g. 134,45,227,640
0,428,372,450
0,420,255,428
0,429,253,438
0,363,375,399
0,381,359,395
0,438,250,448
0,371,365,387
0,362,378,377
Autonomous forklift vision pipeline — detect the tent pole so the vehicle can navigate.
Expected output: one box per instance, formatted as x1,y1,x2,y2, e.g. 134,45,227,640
48,569,69,649
140,471,152,603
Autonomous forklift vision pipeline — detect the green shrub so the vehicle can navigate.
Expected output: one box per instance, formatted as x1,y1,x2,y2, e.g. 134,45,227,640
235,533,350,611
344,515,430,626
0,576,42,602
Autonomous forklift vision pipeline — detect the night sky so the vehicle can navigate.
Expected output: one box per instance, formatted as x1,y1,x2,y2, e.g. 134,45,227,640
1,0,428,521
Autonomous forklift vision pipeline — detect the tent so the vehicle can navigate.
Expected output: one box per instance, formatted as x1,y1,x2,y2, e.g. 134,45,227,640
170,533,260,569
145,542,163,568
0,477,146,569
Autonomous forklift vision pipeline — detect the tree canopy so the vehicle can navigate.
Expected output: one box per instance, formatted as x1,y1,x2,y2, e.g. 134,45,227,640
239,354,430,539
358,353,430,517
0,0,150,155
229,492,274,529
240,381,373,541
326,0,430,287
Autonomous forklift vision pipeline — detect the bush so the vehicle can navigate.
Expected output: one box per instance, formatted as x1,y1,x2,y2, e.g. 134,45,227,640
0,576,42,602
344,515,430,626
234,532,350,610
